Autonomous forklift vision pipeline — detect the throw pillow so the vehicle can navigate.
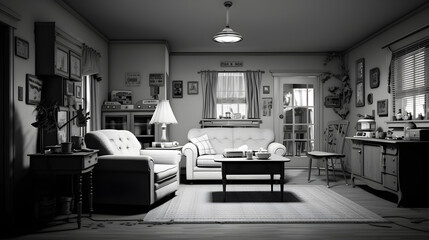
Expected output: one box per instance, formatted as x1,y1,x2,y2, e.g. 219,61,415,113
190,134,216,155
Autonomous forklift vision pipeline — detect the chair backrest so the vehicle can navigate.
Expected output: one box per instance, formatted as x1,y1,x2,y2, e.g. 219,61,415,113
85,129,142,156
324,120,349,154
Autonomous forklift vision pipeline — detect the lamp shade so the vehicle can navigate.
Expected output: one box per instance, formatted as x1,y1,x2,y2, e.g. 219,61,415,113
213,27,243,43
149,100,178,125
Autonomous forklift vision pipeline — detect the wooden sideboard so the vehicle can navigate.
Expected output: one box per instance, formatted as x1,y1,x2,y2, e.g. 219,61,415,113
346,137,429,207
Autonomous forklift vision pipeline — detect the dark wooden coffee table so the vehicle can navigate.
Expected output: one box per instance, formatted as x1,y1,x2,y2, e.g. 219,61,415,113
214,154,290,201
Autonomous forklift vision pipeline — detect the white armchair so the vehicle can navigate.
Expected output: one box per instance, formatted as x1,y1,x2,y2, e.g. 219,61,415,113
84,130,181,207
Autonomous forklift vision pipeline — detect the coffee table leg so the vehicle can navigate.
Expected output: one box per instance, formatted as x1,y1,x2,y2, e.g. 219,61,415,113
270,174,274,192
280,168,285,202
222,164,226,202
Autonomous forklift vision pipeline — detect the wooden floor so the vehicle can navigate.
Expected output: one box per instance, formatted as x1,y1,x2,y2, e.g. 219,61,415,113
9,169,429,240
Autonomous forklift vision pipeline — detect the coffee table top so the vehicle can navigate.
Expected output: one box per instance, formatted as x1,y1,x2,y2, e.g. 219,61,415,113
214,154,290,162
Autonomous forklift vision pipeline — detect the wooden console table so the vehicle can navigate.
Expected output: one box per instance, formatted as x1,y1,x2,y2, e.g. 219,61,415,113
346,137,429,207
29,150,99,229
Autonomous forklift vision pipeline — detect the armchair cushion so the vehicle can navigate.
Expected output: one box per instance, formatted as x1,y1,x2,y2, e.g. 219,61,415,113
190,134,216,155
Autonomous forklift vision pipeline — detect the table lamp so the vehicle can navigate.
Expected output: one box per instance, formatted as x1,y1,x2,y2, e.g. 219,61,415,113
149,100,178,142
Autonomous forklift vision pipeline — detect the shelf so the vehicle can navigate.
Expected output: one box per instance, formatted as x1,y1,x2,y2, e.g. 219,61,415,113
386,120,429,129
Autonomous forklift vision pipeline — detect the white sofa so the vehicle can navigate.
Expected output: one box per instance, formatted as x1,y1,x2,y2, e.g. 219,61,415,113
182,128,286,180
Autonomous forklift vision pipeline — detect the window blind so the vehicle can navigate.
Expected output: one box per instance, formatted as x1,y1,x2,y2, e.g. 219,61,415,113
391,37,429,113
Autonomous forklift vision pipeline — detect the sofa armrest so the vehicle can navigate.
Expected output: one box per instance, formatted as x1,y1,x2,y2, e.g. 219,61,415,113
139,149,181,165
182,142,198,180
96,155,154,172
268,142,287,156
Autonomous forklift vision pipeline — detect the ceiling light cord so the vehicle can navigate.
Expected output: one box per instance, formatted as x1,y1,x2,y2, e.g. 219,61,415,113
225,1,231,28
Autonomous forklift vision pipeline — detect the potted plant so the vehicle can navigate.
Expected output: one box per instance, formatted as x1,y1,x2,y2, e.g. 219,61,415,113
375,127,386,139
31,101,59,153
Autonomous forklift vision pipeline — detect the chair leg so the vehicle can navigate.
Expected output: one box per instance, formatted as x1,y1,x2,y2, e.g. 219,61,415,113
340,158,348,185
308,157,313,182
324,158,330,187
330,158,336,179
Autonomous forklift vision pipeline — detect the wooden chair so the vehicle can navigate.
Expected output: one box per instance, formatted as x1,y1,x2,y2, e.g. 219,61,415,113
306,120,349,187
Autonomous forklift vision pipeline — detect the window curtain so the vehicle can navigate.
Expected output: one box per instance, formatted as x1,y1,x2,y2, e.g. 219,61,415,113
244,71,262,119
201,71,218,119
82,44,102,131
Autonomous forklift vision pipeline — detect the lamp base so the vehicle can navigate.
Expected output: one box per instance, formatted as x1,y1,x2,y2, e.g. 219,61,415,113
160,123,168,142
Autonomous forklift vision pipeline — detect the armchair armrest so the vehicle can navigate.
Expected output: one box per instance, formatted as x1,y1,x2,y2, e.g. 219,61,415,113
268,142,287,156
140,149,181,165
182,142,198,180
96,155,154,172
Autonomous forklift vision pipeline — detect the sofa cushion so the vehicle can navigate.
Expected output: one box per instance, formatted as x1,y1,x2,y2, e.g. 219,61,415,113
196,154,223,168
154,164,177,182
190,134,216,155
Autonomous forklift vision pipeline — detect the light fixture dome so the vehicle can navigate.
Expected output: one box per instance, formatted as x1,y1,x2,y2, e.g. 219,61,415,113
213,1,243,43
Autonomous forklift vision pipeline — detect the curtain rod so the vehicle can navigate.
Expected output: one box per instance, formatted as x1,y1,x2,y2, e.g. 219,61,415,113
198,70,265,74
381,24,429,49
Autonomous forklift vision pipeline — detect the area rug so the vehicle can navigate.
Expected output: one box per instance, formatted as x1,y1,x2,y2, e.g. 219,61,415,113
144,184,387,223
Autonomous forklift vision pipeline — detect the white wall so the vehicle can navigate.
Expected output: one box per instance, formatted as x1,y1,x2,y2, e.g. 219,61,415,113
344,6,429,165
108,42,168,101
345,7,429,133
169,54,340,146
2,0,108,221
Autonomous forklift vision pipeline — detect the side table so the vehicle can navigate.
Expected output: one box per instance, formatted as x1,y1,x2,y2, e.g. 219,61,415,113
29,150,99,229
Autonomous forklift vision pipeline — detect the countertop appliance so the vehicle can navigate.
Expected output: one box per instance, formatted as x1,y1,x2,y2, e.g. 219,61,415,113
355,115,376,137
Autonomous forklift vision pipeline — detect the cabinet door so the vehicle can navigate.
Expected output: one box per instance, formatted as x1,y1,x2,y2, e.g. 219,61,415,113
102,112,130,130
363,144,382,183
351,142,363,176
69,50,82,81
55,44,69,78
131,112,155,148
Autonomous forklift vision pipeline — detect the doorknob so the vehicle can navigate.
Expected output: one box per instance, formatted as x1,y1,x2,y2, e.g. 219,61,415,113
279,114,284,119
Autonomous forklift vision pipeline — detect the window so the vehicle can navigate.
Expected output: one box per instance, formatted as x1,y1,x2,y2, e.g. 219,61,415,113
216,72,246,118
82,75,92,132
392,38,429,119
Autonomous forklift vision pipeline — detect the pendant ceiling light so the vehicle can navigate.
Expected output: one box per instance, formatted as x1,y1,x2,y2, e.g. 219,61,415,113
213,1,243,43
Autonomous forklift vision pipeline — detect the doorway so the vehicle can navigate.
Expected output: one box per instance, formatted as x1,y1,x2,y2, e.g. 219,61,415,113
273,75,322,168
0,22,12,230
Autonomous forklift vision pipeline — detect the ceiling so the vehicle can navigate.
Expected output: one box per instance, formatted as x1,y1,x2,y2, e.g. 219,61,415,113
61,0,428,53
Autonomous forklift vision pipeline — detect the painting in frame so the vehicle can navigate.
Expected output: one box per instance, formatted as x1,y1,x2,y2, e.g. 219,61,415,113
187,81,198,95
15,37,29,59
74,82,82,99
172,80,183,98
355,58,365,107
370,67,380,89
377,99,388,117
57,107,69,144
26,74,43,105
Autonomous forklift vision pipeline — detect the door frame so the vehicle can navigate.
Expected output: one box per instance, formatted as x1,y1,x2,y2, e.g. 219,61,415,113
272,72,323,167
0,22,14,230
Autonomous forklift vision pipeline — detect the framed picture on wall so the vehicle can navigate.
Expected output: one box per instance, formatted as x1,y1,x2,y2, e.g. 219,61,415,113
65,80,74,96
25,74,43,105
355,58,365,107
263,86,270,94
370,67,380,89
377,99,388,117
15,37,29,59
187,81,198,95
74,82,82,99
172,80,183,98
57,107,69,144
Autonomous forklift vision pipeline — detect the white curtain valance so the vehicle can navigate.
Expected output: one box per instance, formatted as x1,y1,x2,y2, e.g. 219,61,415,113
82,44,101,77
